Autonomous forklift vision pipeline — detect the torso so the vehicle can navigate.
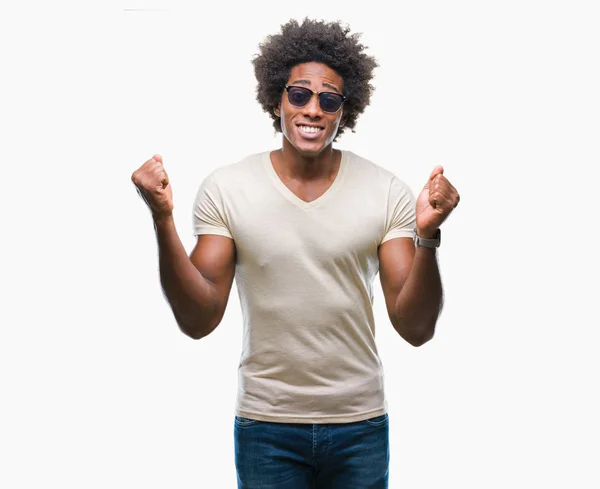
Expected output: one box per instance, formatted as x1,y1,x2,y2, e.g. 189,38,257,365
192,149,416,423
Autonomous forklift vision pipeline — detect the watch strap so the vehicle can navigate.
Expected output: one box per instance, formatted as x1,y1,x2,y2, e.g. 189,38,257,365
414,228,441,248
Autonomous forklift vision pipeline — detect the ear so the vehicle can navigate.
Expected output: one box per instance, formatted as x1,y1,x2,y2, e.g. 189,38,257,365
339,113,348,128
274,104,281,117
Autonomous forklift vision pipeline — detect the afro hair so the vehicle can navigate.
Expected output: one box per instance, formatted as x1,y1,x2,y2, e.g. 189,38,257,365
252,18,378,141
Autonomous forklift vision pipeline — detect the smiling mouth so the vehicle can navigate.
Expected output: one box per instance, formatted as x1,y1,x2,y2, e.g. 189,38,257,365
297,125,324,134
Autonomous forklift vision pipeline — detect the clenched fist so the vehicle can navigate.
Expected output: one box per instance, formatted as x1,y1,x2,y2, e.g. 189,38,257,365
131,154,173,220
416,166,460,238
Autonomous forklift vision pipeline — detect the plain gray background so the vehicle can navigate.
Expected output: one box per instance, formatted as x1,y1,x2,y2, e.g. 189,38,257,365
1,0,598,487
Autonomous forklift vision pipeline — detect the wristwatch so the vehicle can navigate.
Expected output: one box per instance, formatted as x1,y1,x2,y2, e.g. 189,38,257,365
414,228,441,248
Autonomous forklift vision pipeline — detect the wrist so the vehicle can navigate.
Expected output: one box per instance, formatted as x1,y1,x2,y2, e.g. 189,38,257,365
153,212,174,228
416,227,439,239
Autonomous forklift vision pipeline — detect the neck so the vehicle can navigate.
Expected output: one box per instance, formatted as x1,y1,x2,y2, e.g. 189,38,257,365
275,139,340,181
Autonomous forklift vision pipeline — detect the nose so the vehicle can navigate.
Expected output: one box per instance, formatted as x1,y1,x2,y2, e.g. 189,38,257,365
301,93,322,118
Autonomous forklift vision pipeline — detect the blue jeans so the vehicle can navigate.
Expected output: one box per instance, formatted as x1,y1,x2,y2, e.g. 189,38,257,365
233,413,390,488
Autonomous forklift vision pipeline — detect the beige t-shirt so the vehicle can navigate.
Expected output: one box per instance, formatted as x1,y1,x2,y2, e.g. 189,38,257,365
192,150,416,424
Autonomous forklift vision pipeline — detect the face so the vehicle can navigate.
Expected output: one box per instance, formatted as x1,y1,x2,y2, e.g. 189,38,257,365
274,62,347,157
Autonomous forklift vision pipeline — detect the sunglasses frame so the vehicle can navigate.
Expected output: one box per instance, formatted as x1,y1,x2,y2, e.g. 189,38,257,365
284,85,347,114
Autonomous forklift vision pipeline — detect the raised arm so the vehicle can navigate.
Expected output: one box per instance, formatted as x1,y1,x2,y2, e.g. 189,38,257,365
132,154,236,339
378,166,459,346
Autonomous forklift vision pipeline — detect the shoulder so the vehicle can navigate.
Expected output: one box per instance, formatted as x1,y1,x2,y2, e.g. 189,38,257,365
341,150,410,192
195,151,269,198
210,151,266,184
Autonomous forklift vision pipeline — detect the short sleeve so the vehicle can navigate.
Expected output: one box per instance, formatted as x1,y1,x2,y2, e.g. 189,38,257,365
192,172,232,238
381,176,416,244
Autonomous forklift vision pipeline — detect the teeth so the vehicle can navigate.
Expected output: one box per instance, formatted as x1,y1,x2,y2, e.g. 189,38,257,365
300,126,322,133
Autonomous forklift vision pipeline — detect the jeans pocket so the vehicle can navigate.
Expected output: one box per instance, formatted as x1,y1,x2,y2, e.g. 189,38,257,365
363,413,389,427
234,416,259,427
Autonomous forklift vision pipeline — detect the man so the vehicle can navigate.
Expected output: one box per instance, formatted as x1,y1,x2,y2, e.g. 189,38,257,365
131,18,459,489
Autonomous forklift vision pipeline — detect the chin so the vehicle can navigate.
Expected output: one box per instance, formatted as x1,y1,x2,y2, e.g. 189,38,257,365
287,135,331,157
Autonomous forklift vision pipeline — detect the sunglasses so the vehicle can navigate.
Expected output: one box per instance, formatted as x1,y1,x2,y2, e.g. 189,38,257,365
284,85,347,114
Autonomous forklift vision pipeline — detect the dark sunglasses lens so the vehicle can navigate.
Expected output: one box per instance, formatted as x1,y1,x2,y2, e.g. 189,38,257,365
288,87,312,107
319,93,344,113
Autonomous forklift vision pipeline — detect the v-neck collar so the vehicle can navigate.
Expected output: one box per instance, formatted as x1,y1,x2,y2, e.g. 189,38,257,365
262,150,348,210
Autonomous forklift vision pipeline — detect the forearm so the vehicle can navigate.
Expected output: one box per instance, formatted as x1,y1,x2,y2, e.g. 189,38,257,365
393,247,443,346
153,215,218,338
